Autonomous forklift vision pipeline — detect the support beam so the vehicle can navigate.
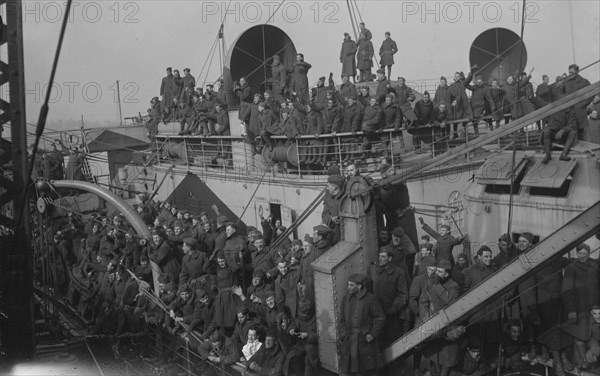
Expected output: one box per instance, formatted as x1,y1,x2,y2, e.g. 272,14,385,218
383,201,600,363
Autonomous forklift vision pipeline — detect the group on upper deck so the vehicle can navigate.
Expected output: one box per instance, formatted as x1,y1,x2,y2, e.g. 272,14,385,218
142,22,598,173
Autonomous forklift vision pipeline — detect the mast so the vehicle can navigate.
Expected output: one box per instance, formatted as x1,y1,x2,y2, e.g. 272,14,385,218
116,80,123,126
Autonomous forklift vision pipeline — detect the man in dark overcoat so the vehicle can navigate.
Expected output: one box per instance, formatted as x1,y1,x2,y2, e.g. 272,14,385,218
379,32,397,79
338,273,386,376
368,248,408,345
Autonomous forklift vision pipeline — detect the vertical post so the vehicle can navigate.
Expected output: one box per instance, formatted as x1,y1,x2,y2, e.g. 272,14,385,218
430,127,435,158
465,122,470,162
201,139,206,170
390,132,395,170
116,80,123,126
337,136,343,171
184,138,189,168
296,139,302,178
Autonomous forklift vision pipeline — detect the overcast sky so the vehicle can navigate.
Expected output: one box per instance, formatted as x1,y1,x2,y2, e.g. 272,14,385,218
10,0,600,132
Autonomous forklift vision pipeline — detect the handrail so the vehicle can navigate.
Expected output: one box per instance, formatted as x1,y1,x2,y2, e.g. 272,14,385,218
354,81,600,196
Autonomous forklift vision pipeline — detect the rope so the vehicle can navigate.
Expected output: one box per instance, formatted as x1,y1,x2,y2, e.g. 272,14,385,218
85,339,106,376
265,1,285,24
506,0,528,238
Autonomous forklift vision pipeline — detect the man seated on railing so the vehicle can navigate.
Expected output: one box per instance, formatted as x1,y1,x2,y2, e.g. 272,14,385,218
176,99,195,136
207,102,231,160
361,97,384,160
281,109,301,145
258,101,283,151
303,102,324,165
340,95,363,163
322,98,343,165
241,93,263,143
540,106,578,164
381,93,403,160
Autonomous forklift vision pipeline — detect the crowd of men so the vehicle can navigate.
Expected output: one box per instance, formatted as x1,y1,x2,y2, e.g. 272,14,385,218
144,22,599,170
38,156,600,376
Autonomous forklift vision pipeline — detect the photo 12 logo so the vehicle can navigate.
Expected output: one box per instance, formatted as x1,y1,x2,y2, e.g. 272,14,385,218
400,1,540,24
22,1,140,24
200,1,340,24
25,81,140,104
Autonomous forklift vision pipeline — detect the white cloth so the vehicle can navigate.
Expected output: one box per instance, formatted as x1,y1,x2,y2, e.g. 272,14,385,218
242,340,262,361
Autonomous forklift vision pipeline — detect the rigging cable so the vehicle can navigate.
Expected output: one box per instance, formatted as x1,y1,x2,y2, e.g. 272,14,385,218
345,0,359,41
16,0,74,227
506,0,527,239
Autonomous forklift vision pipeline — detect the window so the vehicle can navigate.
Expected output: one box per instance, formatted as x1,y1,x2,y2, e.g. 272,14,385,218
447,191,465,231
522,159,576,199
470,28,527,84
476,155,529,195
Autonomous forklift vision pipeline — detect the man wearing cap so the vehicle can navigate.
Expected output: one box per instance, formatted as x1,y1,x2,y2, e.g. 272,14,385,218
379,32,398,80
409,258,437,323
244,330,285,376
466,75,491,133
270,55,288,103
414,243,435,276
361,97,383,159
179,237,210,289
563,64,591,137
245,269,274,305
198,329,240,373
340,95,362,162
274,258,301,318
383,226,417,280
339,75,358,105
223,223,249,273
312,76,330,112
250,235,278,282
462,246,501,348
181,68,196,103
160,67,174,114
356,33,374,83
368,248,409,345
231,305,256,348
290,53,312,103
375,68,391,104
422,260,461,376
322,174,345,244
258,101,282,151
340,33,357,82
419,217,463,268
212,215,229,257
149,228,181,285
339,273,386,375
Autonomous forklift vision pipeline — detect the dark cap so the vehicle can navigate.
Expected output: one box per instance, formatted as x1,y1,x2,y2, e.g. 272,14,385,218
252,269,265,279
327,174,344,186
313,224,331,235
437,260,452,271
377,68,385,74
319,76,326,82
520,232,534,243
216,215,229,228
392,227,405,237
348,273,367,284
183,237,197,247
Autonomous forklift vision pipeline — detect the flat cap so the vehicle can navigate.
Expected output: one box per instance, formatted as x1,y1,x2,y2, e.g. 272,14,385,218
520,232,534,243
183,237,197,246
348,273,367,284
437,260,452,271
313,224,331,235
392,227,405,237
327,174,344,186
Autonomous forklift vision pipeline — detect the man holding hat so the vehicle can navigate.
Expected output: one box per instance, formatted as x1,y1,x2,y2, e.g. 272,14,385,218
368,247,409,344
179,237,210,289
322,174,345,245
339,273,386,375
